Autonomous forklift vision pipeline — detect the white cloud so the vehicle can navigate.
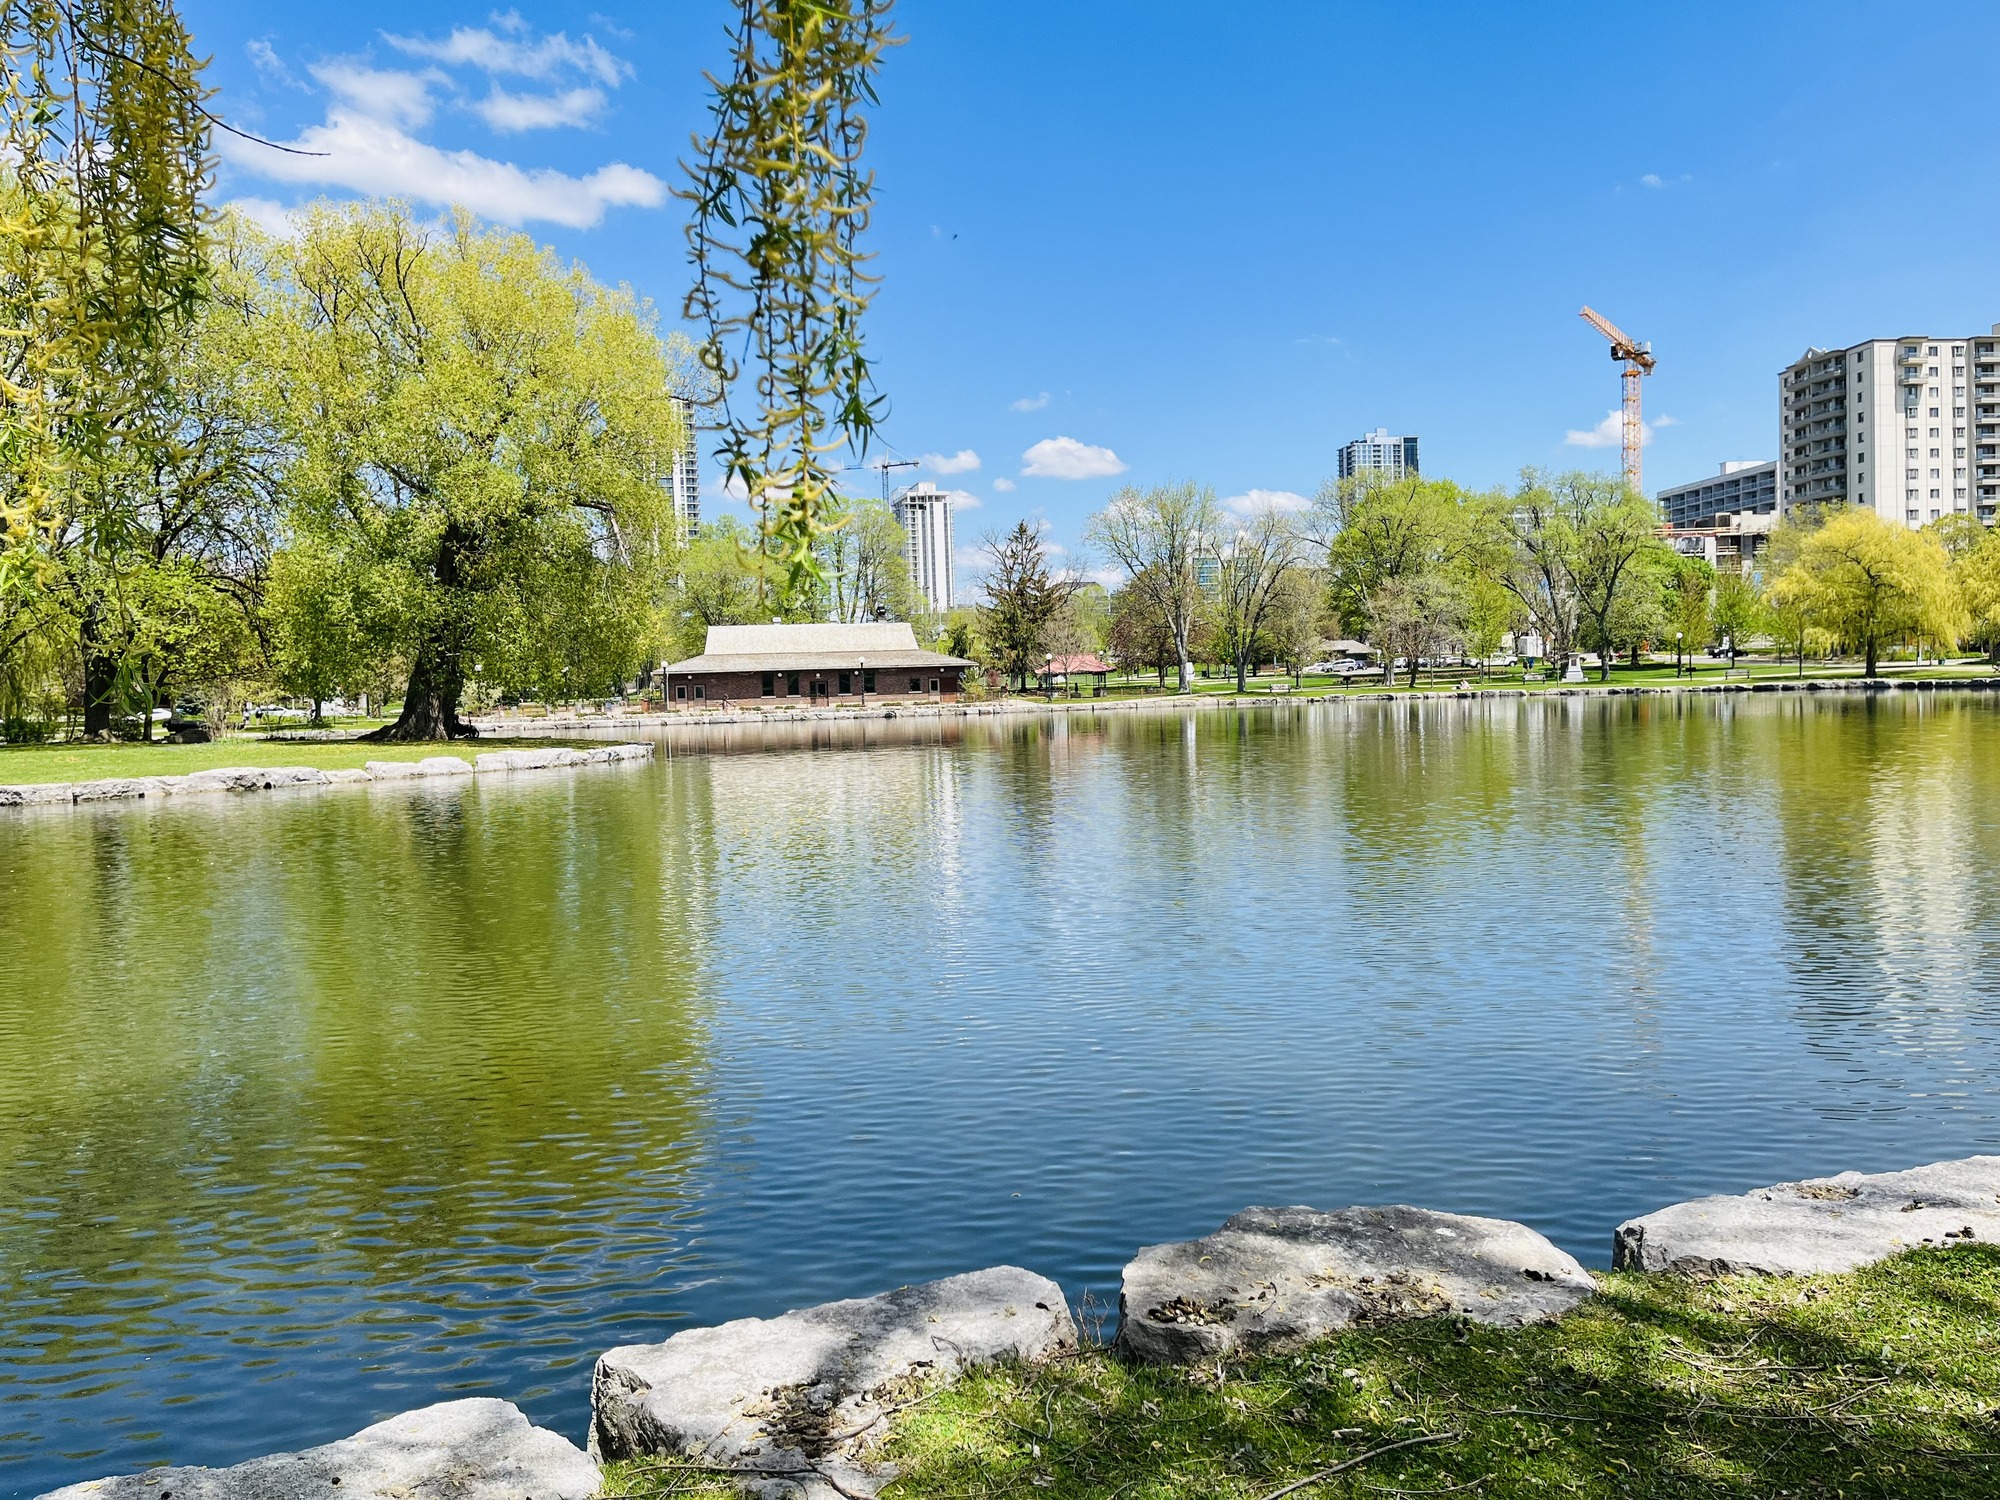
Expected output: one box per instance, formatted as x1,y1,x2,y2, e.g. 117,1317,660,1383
1224,488,1310,516
1083,565,1124,589
475,85,607,132
1010,391,1051,412
920,448,980,475
992,477,1016,493
222,102,664,229
222,196,298,237
248,39,303,89
310,60,441,128
940,487,981,509
1564,410,1677,449
385,16,631,87
1640,173,1663,188
1021,435,1127,480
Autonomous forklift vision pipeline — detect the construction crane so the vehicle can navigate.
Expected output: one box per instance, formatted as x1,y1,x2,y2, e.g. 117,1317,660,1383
1578,306,1656,495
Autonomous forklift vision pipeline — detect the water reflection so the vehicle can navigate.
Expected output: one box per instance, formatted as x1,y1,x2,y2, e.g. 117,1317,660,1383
3,694,2000,1498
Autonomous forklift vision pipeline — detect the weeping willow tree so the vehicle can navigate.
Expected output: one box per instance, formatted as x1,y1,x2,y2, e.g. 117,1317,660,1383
683,0,898,614
0,0,216,726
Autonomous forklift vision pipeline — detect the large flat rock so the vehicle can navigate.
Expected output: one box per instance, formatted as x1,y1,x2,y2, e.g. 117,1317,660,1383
1612,1155,2000,1276
1115,1204,1594,1365
36,1398,596,1500
592,1266,1074,1486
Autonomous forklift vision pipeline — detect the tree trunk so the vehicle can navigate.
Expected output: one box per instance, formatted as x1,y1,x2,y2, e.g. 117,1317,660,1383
1176,651,1192,693
80,601,119,739
1236,656,1248,693
366,636,477,741
1864,638,1878,678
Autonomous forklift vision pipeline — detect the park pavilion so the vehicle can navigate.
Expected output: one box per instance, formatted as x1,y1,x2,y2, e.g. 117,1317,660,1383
660,622,975,707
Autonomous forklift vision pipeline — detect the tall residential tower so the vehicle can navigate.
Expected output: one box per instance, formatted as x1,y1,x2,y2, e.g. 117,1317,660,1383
1337,427,1419,480
1780,326,2000,526
669,395,701,534
891,481,955,612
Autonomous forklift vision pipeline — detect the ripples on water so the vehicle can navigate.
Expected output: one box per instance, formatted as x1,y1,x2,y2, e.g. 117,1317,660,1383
4,692,2000,1495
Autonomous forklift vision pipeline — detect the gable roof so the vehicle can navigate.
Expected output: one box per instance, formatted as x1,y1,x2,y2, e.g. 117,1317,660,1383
663,619,974,674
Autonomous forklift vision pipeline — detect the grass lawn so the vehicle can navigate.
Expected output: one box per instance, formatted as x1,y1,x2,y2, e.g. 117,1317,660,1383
0,735,617,785
604,1246,2000,1499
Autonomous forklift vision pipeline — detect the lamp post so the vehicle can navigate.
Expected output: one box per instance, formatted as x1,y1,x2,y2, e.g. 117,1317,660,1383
1045,652,1055,701
859,656,866,709
1723,634,1734,678
1675,630,1683,678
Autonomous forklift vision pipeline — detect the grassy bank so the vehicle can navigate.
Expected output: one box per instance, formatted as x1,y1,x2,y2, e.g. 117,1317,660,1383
0,736,616,785
604,1246,2000,1499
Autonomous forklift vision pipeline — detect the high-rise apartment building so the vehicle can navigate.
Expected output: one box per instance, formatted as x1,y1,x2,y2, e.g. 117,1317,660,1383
1780,326,2000,526
891,481,955,612
669,395,701,534
1337,427,1420,480
1656,460,1778,530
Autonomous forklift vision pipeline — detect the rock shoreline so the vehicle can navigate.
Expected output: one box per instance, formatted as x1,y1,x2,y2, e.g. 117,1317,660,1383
0,742,654,809
35,1153,1996,1500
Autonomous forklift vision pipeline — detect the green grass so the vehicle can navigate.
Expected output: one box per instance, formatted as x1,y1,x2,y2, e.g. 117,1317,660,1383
0,735,614,785
604,1246,2000,1499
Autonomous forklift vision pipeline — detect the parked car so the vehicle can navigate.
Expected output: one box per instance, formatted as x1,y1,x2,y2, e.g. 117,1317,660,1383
1310,658,1373,676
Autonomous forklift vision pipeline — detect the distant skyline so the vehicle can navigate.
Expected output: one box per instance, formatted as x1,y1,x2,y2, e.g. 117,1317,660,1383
187,0,2000,583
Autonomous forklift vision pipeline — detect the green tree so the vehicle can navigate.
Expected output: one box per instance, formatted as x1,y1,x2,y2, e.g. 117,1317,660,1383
1566,476,1672,680
1107,569,1179,685
1664,553,1714,671
1711,571,1763,659
1212,504,1305,691
1368,572,1464,687
0,0,214,587
818,497,919,623
263,203,687,739
1260,567,1325,685
1086,482,1218,692
668,516,773,660
1308,471,1482,635
1461,570,1519,679
979,521,1071,689
1772,508,1966,676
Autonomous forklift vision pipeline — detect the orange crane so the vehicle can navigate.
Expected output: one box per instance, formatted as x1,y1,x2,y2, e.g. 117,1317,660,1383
1578,306,1656,494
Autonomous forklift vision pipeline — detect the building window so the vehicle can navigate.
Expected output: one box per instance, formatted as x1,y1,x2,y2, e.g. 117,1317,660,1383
676,684,687,700
929,679,940,693
838,671,852,694
1907,509,1920,520
695,684,706,700
1931,509,1942,521
1930,489,1941,499
761,672,775,697
908,676,921,692
786,672,800,695
1931,408,1941,418
862,669,877,693
1929,345,1940,355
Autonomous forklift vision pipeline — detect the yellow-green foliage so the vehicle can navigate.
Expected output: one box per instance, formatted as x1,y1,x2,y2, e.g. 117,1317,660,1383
605,1247,2000,1500
1772,509,1967,673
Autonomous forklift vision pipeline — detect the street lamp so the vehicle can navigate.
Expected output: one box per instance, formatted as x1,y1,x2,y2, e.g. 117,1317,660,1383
1045,652,1055,701
859,655,866,708
1675,630,1683,678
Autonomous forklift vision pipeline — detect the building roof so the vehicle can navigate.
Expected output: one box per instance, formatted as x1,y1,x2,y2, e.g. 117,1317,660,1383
664,620,974,674
1046,653,1113,674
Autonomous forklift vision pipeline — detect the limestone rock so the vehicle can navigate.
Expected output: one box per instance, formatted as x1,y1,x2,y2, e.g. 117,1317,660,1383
1115,1204,1594,1365
364,757,473,780
71,778,152,802
0,782,76,806
591,1266,1075,1482
1612,1156,2000,1276
35,1398,597,1500
325,768,374,784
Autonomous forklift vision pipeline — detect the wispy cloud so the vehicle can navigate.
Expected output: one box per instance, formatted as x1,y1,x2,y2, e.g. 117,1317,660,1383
940,488,981,509
992,477,1017,493
475,85,607,132
1224,488,1310,516
1010,391,1051,412
384,14,631,87
1021,435,1127,480
222,34,661,228
247,38,304,90
1565,410,1677,449
921,449,980,475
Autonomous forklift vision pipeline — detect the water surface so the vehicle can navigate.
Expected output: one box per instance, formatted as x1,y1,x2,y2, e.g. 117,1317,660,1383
4,692,2000,1496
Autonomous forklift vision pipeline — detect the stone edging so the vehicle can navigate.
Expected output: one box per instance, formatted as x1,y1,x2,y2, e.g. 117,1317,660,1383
470,673,2000,734
0,742,654,809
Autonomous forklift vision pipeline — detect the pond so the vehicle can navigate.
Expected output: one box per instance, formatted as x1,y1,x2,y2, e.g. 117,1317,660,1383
4,691,2000,1497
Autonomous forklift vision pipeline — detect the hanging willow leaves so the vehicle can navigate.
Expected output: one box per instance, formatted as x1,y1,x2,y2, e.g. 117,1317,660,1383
0,0,214,594
683,0,897,612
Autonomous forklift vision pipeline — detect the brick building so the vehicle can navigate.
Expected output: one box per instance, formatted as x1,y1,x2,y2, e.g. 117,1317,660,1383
660,622,974,707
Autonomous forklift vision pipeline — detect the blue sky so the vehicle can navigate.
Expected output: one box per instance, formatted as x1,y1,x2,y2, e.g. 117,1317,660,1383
186,0,2000,581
